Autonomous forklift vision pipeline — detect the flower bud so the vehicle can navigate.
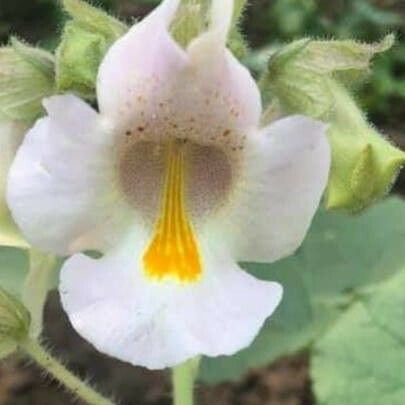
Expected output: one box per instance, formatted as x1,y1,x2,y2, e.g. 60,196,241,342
324,81,405,212
56,0,127,99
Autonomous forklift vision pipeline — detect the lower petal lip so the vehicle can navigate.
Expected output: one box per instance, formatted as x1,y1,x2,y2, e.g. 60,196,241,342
59,245,283,369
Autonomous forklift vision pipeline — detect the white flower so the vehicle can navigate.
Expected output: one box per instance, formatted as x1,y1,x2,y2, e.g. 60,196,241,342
7,0,330,369
0,116,28,247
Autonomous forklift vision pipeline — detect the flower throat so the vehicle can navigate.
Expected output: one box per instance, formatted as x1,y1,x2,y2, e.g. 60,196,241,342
143,140,202,282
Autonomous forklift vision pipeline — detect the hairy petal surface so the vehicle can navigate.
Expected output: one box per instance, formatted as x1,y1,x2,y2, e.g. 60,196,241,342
7,95,132,255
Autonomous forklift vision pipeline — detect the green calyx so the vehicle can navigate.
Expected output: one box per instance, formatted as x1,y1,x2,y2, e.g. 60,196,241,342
0,286,30,359
56,0,127,99
262,34,404,212
0,39,55,121
325,81,405,212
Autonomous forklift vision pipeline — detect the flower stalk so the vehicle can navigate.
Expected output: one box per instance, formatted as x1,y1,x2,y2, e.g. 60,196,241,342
22,250,57,338
172,357,201,405
21,338,116,405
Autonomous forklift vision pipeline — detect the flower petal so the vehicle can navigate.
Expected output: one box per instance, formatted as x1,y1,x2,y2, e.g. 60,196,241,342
7,95,132,255
219,116,331,263
0,119,28,248
96,0,186,120
59,233,282,369
97,0,260,144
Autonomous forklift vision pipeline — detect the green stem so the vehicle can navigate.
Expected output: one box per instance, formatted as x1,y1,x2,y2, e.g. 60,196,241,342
21,338,116,405
22,250,56,338
172,357,201,405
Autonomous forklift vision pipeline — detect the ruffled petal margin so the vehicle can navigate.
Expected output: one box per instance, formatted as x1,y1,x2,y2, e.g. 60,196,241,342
60,232,282,369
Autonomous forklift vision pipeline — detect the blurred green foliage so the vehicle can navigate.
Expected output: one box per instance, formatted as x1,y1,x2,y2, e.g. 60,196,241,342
0,0,403,124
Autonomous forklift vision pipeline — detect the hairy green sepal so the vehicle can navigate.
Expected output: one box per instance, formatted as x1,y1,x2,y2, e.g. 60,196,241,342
0,286,30,359
262,35,405,212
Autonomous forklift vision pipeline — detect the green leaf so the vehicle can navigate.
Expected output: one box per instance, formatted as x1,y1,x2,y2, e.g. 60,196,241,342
199,197,405,383
311,267,405,405
200,264,341,384
0,46,55,121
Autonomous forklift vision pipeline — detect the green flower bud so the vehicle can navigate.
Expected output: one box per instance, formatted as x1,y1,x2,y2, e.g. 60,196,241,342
261,35,405,212
0,40,55,121
325,81,405,212
0,286,30,358
56,22,109,100
56,0,127,99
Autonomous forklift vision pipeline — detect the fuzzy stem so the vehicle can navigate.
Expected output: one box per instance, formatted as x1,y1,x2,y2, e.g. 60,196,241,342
22,250,57,338
21,338,116,405
172,357,201,405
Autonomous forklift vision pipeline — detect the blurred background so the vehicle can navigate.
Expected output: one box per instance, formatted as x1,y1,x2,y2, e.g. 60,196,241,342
0,1,404,404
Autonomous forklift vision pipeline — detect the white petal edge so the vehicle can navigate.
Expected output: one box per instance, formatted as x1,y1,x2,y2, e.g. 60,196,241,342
213,115,331,263
0,119,29,248
59,233,283,370
6,95,132,255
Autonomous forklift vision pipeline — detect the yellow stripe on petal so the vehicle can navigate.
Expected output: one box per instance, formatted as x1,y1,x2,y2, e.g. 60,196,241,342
143,140,201,283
